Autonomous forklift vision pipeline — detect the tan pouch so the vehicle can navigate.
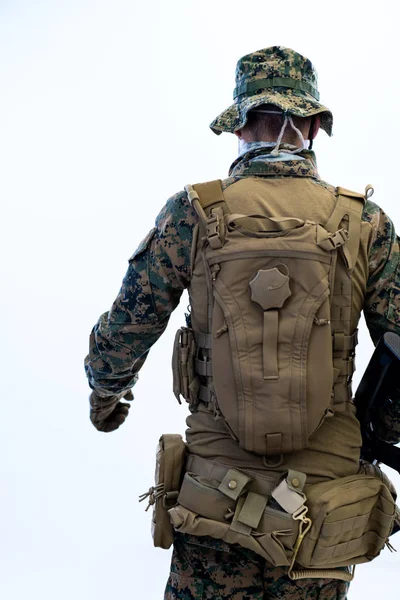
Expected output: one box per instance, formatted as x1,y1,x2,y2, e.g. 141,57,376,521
168,471,299,566
172,327,200,408
139,434,186,549
296,473,396,569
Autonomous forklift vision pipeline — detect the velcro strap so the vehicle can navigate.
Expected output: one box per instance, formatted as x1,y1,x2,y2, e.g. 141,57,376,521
195,359,213,377
271,470,306,515
229,496,252,536
235,492,268,529
218,469,252,501
193,330,213,349
229,492,268,536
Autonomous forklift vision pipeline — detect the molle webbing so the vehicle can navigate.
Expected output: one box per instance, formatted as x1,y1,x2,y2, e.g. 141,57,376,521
325,188,365,402
193,330,213,349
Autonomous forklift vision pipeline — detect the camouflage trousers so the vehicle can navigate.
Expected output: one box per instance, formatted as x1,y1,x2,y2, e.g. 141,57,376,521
164,533,350,599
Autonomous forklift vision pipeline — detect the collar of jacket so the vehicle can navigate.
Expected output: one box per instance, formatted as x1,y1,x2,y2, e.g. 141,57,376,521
228,146,320,180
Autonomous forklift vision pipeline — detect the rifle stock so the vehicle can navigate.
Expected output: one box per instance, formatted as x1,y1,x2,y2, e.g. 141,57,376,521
354,332,400,474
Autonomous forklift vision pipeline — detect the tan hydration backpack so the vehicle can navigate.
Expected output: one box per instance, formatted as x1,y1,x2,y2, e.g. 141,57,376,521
163,180,398,578
177,180,366,457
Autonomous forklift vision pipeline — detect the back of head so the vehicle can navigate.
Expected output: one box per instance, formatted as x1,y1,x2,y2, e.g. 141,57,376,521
242,104,314,144
210,46,332,140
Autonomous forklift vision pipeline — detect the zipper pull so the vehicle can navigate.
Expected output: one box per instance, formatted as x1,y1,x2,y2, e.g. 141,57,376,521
314,317,331,326
211,263,221,281
215,323,228,338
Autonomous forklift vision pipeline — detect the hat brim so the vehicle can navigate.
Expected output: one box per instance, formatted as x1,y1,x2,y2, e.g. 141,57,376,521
210,88,333,137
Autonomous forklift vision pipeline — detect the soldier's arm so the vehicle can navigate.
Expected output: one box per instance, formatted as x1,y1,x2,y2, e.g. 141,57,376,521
363,200,400,442
84,190,197,398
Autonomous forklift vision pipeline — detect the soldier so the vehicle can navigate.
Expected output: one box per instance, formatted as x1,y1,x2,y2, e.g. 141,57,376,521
85,46,400,599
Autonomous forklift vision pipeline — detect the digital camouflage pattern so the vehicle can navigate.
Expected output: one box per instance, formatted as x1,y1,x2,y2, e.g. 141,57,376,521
84,193,196,397
165,533,350,600
210,46,333,137
362,193,400,441
84,145,400,443
229,146,320,180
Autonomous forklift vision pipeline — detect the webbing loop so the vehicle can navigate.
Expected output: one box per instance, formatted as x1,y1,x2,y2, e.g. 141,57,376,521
193,330,213,349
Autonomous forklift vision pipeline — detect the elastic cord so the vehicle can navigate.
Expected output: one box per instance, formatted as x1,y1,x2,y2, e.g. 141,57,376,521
271,114,305,156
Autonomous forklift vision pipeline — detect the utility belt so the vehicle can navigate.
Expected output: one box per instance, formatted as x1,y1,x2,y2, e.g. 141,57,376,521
140,435,398,582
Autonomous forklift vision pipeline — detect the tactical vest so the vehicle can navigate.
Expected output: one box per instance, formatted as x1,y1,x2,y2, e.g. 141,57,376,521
173,177,367,458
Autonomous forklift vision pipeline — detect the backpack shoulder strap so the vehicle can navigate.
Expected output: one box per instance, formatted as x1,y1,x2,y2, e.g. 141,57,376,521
324,186,365,271
192,180,228,211
185,180,230,249
185,180,229,217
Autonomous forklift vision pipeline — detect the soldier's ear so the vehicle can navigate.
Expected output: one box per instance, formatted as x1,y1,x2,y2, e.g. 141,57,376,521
234,129,244,139
311,115,321,139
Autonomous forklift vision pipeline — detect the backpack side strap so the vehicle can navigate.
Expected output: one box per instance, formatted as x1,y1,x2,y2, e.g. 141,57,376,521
324,187,365,271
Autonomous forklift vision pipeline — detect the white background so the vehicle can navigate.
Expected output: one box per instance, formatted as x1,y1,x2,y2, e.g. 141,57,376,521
1,1,399,598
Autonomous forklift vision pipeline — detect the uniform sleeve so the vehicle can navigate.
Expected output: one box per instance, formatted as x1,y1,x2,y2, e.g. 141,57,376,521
363,200,400,442
364,201,400,342
84,190,197,397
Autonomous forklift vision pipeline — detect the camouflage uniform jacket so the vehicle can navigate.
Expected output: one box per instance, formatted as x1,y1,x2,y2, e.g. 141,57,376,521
85,146,400,443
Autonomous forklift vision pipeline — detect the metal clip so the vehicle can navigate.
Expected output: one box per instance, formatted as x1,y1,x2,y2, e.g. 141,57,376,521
288,504,313,579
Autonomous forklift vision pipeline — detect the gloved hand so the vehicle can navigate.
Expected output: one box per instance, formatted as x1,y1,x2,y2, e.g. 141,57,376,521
89,390,133,432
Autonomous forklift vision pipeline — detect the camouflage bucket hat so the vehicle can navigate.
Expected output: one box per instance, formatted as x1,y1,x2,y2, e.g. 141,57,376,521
210,46,333,136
